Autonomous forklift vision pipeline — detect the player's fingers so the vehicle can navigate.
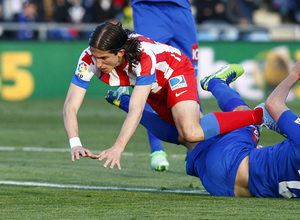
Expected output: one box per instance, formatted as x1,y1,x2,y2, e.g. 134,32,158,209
98,151,107,161
85,149,94,157
75,151,81,160
80,149,87,157
109,160,116,169
88,154,99,159
116,161,121,171
71,152,75,162
103,158,112,168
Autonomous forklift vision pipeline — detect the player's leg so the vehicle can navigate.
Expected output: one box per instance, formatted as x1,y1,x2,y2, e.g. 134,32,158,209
169,5,199,76
132,2,172,43
172,99,262,141
170,64,263,142
200,64,249,112
132,2,174,171
163,4,199,155
171,100,204,142
144,104,169,171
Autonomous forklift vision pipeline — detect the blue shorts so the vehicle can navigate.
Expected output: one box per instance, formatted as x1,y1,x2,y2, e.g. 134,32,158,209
249,110,300,198
186,125,259,197
132,2,199,75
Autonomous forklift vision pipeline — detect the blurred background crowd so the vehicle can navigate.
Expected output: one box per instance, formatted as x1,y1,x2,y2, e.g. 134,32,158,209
0,0,300,41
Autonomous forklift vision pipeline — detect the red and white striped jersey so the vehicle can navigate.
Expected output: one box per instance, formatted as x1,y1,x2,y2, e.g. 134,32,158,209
72,34,193,96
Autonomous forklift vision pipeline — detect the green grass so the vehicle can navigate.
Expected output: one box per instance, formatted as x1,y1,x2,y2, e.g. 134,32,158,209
0,98,299,219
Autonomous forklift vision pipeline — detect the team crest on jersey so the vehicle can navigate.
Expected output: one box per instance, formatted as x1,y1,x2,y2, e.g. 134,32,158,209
76,62,87,78
294,118,300,124
169,75,187,91
251,125,260,143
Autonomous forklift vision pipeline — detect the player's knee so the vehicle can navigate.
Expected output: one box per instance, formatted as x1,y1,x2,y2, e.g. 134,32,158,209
180,128,204,143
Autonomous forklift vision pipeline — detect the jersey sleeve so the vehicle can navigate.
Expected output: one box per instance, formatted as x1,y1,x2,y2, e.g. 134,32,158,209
136,73,156,86
71,48,98,90
134,47,157,85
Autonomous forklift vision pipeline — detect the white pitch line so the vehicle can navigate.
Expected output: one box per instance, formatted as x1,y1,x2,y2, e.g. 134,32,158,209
0,146,16,151
23,147,70,152
0,146,70,152
0,180,209,195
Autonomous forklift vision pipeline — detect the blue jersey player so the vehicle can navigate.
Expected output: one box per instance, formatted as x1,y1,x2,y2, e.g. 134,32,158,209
105,59,300,198
129,0,199,171
190,58,300,198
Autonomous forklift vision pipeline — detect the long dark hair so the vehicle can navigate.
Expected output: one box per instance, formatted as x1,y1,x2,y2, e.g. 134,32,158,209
89,22,142,67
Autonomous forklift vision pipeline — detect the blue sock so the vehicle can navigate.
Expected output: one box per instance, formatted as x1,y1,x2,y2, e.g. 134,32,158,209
147,131,165,153
119,95,179,144
200,113,220,140
208,79,248,112
144,104,165,153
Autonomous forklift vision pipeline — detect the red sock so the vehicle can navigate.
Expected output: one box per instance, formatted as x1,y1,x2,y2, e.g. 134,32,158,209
212,108,263,134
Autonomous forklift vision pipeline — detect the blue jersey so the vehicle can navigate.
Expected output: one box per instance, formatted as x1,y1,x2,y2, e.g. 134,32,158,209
249,110,300,198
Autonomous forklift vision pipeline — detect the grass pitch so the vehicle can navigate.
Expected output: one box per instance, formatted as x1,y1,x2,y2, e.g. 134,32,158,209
0,98,299,219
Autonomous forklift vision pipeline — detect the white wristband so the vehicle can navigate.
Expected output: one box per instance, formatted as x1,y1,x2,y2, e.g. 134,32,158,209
69,137,82,149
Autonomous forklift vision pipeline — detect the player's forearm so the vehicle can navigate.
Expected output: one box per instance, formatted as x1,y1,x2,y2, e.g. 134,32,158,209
63,106,80,139
113,84,151,150
63,83,86,140
265,63,299,122
113,105,143,151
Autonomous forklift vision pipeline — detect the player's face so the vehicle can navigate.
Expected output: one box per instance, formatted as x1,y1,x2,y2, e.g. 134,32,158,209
90,47,125,73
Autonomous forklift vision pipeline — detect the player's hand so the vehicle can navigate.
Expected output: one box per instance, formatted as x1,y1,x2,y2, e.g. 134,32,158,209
98,146,123,170
71,146,95,162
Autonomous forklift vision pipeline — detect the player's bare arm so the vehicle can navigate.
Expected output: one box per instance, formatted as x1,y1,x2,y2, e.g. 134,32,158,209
266,58,300,122
291,58,300,79
97,84,152,170
63,83,96,161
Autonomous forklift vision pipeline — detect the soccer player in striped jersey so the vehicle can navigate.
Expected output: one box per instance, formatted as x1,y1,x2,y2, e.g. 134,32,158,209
63,22,263,170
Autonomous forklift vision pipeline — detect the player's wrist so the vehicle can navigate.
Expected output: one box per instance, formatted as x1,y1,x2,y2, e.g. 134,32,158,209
69,137,82,149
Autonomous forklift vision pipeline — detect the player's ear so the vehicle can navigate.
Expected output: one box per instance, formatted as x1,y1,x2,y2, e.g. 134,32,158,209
117,49,125,56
